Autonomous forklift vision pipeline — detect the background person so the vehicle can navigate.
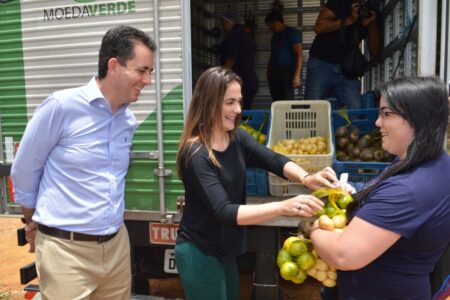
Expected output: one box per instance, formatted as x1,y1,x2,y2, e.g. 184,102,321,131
265,10,302,101
304,0,381,109
219,11,258,110
11,25,156,300
311,76,450,299
174,66,339,300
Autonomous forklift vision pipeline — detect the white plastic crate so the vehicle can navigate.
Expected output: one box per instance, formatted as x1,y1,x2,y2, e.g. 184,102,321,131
267,100,334,196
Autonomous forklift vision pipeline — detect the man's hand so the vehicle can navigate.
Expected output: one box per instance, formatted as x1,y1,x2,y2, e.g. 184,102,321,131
24,221,37,253
349,2,360,23
292,76,301,88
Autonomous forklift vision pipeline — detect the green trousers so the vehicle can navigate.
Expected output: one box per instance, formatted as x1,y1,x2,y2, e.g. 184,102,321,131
175,241,240,300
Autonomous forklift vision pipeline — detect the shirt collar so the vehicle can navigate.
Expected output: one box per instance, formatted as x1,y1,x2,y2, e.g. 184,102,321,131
83,76,130,113
84,76,106,103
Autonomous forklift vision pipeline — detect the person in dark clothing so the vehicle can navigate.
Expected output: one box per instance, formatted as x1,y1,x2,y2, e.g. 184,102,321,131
174,66,339,300
304,0,381,108
219,11,258,110
311,77,450,299
265,10,302,101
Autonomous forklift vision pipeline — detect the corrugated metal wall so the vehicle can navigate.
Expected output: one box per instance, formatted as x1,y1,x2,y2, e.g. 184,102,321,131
364,0,418,91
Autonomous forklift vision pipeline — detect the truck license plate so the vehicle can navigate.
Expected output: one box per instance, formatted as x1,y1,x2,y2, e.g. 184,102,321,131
163,248,178,274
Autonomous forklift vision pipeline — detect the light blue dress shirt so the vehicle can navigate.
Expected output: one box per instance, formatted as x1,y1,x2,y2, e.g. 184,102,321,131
11,77,136,235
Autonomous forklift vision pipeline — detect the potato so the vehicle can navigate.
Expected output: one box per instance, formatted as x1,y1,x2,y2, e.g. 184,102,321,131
314,258,329,271
323,278,337,287
327,270,337,280
316,270,328,282
319,215,335,231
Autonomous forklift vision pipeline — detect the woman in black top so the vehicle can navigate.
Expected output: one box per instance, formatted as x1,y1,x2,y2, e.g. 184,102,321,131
175,66,338,300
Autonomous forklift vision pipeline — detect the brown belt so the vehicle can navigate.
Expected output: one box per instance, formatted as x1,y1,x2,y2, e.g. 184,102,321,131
38,224,118,243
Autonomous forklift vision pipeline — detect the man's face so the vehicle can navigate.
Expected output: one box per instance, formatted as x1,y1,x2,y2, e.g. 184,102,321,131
220,19,234,32
266,21,278,33
115,42,154,105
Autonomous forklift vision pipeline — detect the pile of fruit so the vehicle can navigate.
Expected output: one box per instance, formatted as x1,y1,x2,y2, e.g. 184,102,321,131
271,136,328,155
335,124,394,162
277,235,337,287
276,188,353,287
240,114,268,145
240,123,267,144
314,187,352,231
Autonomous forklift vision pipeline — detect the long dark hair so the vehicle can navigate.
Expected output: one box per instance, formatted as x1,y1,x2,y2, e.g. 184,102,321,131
176,67,243,179
348,76,449,214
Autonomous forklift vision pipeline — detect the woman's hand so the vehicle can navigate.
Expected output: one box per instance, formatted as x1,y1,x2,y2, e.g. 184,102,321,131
282,194,324,217
303,167,339,191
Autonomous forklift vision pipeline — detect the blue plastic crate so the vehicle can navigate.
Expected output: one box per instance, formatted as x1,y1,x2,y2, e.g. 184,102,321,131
332,108,390,183
333,160,388,183
241,110,270,196
333,108,379,133
361,91,376,109
241,109,271,139
326,91,376,111
246,168,268,196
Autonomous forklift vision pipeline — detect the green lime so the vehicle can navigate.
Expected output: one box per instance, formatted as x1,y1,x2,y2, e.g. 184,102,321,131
280,261,299,280
315,208,325,217
291,268,308,284
337,194,353,209
324,202,337,217
277,249,292,268
282,236,301,251
296,251,316,271
288,240,308,257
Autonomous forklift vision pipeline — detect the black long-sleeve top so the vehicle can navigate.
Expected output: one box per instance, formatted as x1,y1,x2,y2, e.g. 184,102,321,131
176,128,291,262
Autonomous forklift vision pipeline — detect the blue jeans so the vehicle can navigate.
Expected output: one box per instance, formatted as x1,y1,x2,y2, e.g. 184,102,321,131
305,57,362,109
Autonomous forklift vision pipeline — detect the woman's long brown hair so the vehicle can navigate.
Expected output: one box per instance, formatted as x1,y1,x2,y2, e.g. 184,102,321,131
176,67,242,179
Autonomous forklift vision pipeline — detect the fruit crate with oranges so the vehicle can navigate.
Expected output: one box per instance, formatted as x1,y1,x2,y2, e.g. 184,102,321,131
241,110,270,196
332,109,391,183
267,101,334,196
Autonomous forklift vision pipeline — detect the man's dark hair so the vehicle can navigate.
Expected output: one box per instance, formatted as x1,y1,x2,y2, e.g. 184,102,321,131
98,25,157,79
265,10,284,23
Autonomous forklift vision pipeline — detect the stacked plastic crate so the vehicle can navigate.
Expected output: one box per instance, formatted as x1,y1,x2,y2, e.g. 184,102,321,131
267,101,334,196
332,109,392,184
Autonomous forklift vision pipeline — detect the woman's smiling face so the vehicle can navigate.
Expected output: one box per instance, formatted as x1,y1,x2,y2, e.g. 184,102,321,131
219,80,242,133
375,96,415,159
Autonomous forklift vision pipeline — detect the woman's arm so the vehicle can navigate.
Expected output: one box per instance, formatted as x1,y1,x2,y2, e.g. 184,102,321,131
237,194,324,225
310,216,400,270
283,162,338,190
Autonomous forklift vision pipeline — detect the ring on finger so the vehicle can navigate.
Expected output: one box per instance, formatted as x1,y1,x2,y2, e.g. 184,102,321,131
296,204,304,211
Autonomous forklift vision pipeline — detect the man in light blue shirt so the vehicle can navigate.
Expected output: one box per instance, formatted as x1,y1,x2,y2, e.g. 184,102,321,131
11,25,156,300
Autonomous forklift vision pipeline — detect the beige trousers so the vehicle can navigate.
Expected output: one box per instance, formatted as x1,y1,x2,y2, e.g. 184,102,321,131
35,225,131,300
